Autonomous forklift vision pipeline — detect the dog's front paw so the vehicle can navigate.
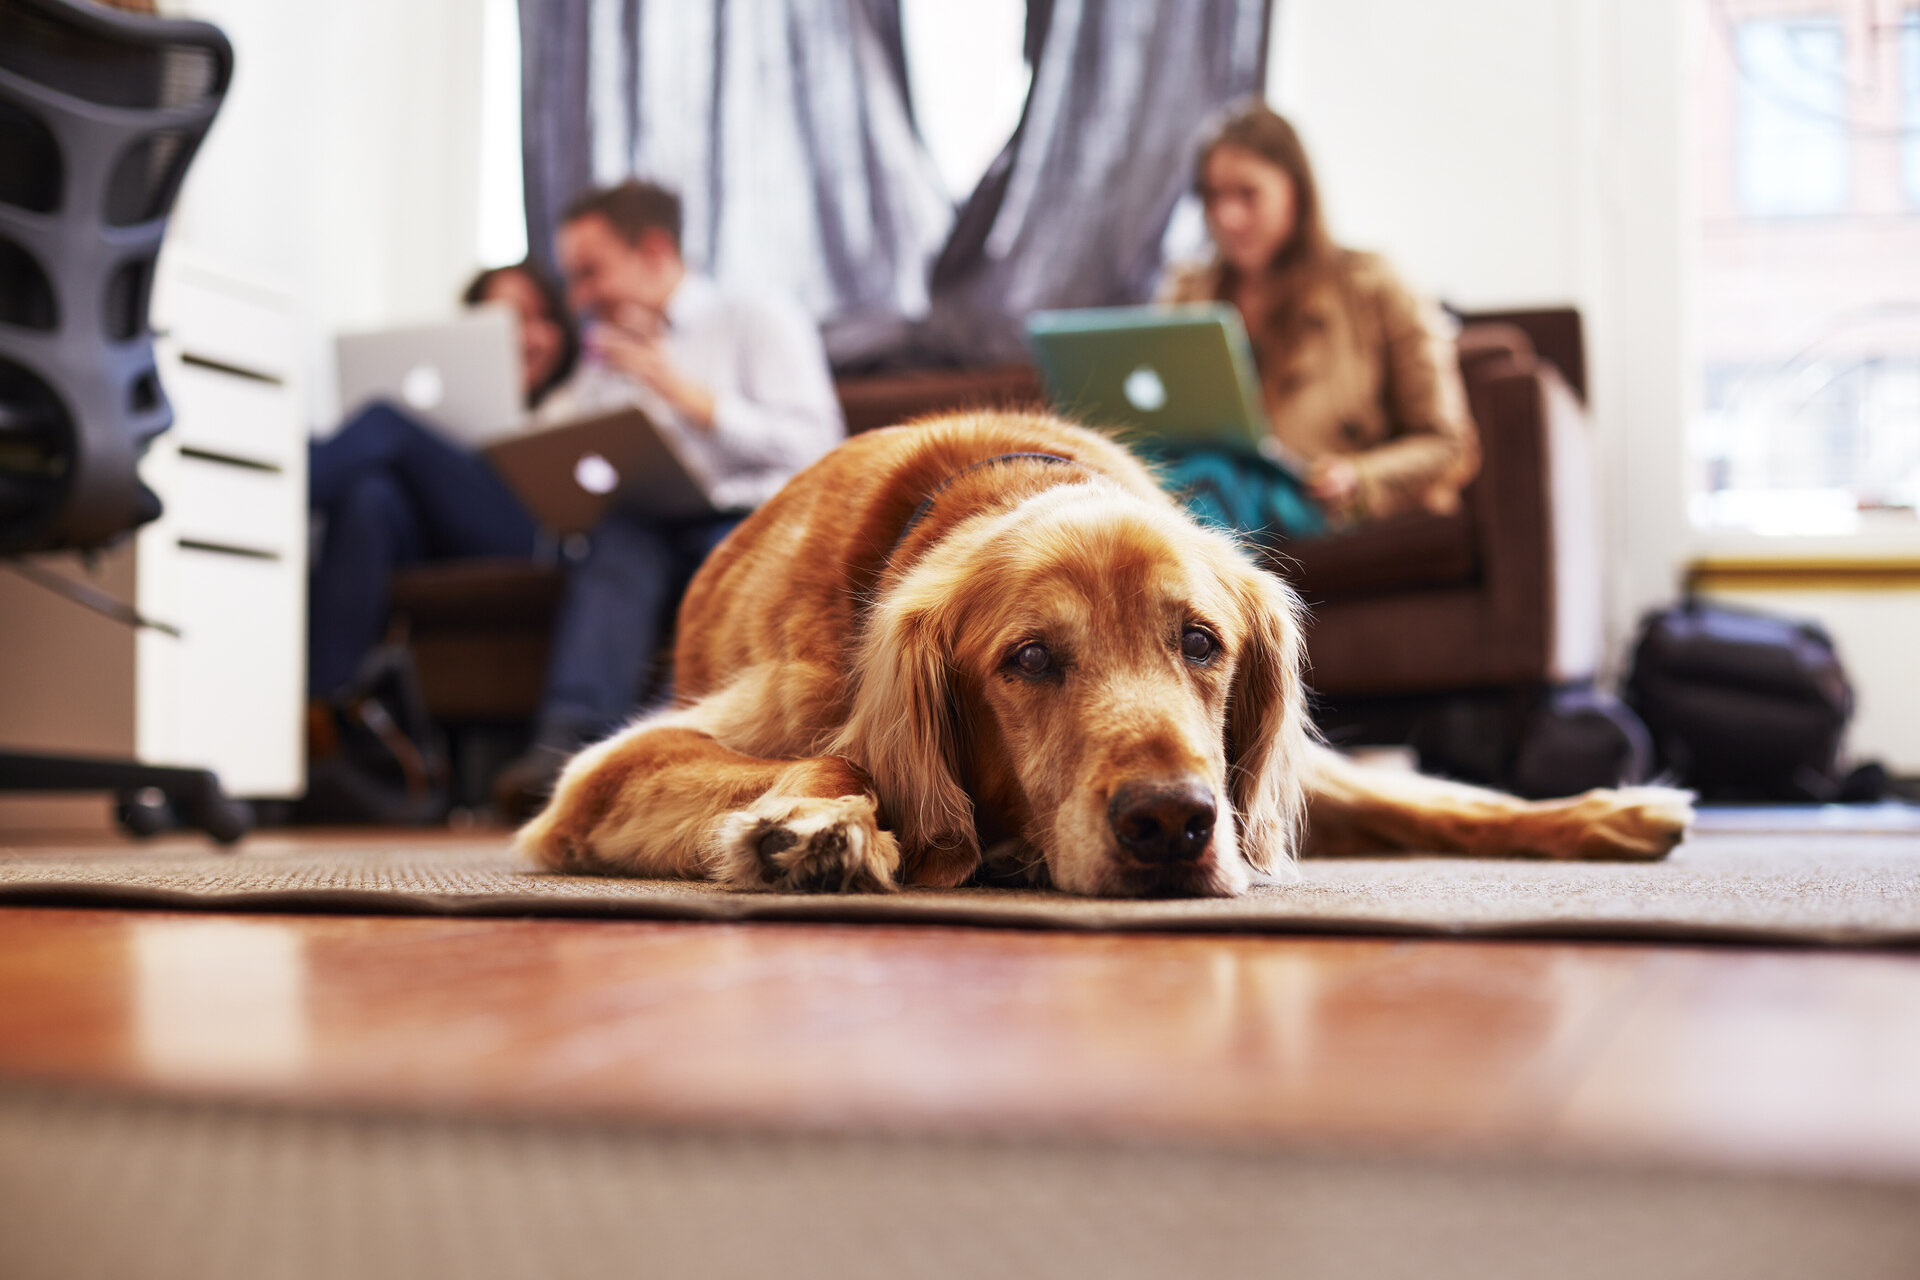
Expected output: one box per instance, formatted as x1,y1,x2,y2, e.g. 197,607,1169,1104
710,794,901,893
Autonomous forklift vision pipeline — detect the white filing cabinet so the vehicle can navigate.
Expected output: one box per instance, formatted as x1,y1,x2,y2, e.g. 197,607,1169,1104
0,252,307,803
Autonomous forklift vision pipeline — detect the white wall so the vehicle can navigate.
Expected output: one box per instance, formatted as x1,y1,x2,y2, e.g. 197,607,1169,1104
163,0,491,429
1271,0,1588,309
1271,0,1694,673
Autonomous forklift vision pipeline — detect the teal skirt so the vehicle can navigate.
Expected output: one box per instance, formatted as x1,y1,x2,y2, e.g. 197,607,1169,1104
1154,448,1327,545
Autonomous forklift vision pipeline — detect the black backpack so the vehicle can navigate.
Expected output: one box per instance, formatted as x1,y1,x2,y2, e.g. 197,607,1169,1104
1625,599,1854,802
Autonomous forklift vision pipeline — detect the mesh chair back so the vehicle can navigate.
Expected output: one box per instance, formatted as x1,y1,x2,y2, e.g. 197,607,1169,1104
0,0,230,553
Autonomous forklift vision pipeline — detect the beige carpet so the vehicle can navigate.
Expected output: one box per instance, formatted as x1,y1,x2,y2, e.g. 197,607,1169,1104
4,813,1920,945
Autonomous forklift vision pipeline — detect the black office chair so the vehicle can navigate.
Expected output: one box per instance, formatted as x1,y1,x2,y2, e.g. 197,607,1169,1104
0,0,249,840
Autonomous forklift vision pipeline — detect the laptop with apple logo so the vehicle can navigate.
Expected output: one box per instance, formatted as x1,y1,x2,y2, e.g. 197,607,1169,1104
1025,303,1306,479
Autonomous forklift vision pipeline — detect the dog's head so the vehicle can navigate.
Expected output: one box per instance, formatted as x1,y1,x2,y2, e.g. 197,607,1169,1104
838,480,1310,897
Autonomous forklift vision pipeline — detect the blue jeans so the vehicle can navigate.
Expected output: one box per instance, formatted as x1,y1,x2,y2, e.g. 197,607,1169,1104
308,402,538,696
537,509,741,742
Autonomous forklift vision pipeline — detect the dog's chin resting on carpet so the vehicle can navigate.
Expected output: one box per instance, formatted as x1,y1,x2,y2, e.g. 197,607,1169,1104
516,413,1693,898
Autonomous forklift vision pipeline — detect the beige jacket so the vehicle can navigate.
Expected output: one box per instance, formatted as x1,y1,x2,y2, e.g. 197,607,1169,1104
1161,250,1479,520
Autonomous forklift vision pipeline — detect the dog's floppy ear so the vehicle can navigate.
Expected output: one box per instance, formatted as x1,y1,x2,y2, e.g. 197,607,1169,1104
832,596,980,886
1225,566,1310,873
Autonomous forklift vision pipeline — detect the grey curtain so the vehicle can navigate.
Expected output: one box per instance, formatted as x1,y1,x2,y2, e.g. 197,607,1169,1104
519,0,1272,366
923,0,1272,361
518,0,953,350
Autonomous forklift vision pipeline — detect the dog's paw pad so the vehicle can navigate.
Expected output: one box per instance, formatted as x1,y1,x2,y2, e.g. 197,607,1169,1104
755,825,800,867
713,794,900,893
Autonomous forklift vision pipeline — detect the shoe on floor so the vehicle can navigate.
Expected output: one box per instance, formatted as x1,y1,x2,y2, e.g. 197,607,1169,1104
491,727,582,824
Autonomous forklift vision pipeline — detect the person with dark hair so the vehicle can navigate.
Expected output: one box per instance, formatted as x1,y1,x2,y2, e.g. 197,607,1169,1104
461,261,582,408
307,260,578,700
1159,100,1479,541
492,178,844,810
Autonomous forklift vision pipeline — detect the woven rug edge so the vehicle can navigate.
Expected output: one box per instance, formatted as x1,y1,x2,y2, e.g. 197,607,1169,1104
2,879,1916,949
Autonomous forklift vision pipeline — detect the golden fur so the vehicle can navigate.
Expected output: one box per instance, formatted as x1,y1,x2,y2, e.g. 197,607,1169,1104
518,413,1691,897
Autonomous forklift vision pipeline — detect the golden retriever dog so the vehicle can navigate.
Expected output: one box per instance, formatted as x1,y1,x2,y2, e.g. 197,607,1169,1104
518,413,1691,897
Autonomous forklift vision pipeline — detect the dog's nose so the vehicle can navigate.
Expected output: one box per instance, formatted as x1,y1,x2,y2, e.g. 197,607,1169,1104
1108,779,1217,863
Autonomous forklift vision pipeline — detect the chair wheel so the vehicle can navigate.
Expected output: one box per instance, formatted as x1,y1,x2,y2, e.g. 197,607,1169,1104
201,796,254,847
115,787,175,838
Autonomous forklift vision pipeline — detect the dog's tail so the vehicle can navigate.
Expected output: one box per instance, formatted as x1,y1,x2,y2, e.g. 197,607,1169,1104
1300,743,1694,860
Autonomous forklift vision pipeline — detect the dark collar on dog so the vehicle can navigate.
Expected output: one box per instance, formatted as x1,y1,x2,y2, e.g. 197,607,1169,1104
887,452,1080,565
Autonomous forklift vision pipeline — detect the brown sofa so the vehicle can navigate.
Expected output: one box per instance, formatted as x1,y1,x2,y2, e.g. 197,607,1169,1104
388,310,1597,728
1284,309,1600,697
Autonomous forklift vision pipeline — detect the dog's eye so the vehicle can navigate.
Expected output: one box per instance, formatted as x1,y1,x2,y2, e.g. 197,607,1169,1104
1180,628,1216,663
1012,642,1053,678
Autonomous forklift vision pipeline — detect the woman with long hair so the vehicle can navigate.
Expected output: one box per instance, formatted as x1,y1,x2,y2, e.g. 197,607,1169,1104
1160,100,1478,540
307,260,579,699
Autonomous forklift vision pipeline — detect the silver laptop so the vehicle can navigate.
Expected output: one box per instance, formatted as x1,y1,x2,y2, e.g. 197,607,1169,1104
481,406,720,537
1026,303,1305,476
335,307,522,445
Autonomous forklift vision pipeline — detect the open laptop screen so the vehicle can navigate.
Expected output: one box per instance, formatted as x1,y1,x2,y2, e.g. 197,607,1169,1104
1026,303,1270,457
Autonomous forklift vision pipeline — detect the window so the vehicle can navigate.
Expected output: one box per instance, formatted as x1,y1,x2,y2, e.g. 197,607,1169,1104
475,0,1025,263
476,0,527,267
1905,17,1920,206
1692,1,1920,537
1735,17,1848,216
901,0,1031,201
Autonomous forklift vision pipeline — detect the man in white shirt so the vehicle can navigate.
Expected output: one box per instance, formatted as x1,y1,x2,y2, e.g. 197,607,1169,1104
498,180,844,810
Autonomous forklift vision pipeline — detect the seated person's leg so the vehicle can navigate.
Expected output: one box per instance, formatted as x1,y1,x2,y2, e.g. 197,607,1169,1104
496,513,740,813
1162,450,1254,534
535,511,683,747
668,516,743,581
1159,448,1326,543
310,401,538,559
379,413,539,559
309,471,423,698
310,401,421,510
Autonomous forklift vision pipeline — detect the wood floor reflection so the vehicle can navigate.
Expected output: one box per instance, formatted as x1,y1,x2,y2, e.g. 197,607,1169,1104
4,905,1920,1178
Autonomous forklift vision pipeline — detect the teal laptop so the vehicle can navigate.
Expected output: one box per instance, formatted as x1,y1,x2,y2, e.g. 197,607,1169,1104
1026,303,1296,470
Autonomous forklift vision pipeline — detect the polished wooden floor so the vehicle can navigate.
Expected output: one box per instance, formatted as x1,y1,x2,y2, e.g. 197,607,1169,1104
4,849,1920,1182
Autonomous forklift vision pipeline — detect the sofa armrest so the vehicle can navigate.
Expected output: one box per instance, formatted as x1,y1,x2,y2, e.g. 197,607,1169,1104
1540,367,1603,680
1457,307,1587,403
1465,358,1601,684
